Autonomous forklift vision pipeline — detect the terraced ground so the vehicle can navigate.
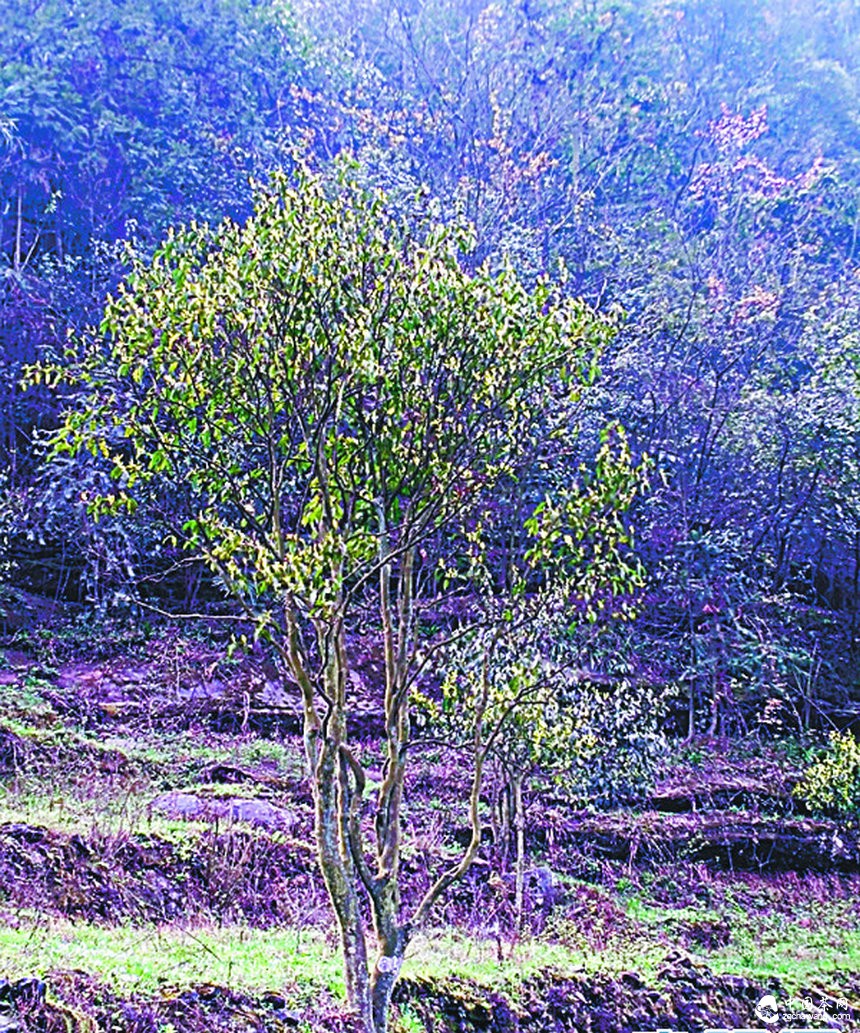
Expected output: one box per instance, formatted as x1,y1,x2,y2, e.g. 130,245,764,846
0,624,857,1032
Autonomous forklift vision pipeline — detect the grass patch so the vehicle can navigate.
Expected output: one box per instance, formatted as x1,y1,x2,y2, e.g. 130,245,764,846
0,906,856,1014
705,906,860,993
0,784,311,851
0,677,59,727
0,720,308,840
624,891,860,994
402,925,670,987
113,730,305,778
0,918,672,1003
0,782,228,846
0,919,344,998
0,781,150,836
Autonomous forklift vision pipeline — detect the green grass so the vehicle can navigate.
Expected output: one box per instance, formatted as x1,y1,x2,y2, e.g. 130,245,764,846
0,718,309,841
623,893,860,995
0,894,857,1017
705,907,860,992
0,917,671,1003
0,678,59,726
402,928,665,985
0,919,344,998
0,920,592,1001
0,780,290,846
0,785,316,856
112,730,305,778
0,780,148,836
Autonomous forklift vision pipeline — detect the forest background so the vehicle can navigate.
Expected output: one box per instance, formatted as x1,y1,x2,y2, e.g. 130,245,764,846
3,0,860,737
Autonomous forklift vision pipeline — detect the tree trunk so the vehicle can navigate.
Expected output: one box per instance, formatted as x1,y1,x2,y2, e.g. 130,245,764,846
513,772,525,931
287,599,376,1033
314,736,374,1031
14,186,23,272
366,533,414,1033
370,925,407,1033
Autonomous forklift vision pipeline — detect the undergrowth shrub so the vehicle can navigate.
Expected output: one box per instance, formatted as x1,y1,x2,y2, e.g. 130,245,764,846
794,730,860,818
549,672,670,809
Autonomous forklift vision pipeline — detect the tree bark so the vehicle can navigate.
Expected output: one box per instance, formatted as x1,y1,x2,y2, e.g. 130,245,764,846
314,734,373,1030
370,924,406,1033
287,597,376,1033
14,186,22,272
513,772,525,931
